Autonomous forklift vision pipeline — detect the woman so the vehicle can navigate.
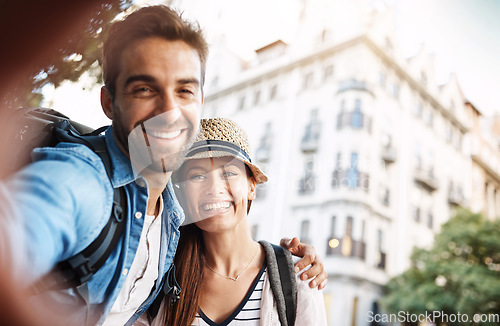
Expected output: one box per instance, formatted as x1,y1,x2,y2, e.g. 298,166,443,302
145,118,327,325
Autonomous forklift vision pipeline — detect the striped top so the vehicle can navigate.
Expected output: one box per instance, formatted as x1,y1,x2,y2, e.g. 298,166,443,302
191,263,266,326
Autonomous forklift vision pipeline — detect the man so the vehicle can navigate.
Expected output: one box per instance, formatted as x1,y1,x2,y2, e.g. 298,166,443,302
0,5,326,325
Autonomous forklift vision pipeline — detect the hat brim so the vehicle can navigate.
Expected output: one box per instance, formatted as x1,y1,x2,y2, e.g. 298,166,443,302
184,150,268,184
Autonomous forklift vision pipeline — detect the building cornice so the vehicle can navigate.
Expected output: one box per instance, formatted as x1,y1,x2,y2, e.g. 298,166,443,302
206,35,469,133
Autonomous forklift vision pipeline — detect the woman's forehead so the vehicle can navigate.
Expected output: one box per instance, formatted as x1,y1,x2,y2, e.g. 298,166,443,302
183,156,245,171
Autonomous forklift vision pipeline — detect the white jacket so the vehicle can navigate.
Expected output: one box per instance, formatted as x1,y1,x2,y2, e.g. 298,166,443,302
260,263,328,326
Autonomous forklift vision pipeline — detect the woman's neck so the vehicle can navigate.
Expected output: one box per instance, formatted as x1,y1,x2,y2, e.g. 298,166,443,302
202,225,258,277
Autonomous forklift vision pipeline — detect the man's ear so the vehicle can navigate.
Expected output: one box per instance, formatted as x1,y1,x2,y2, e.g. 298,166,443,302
248,177,257,200
101,86,113,119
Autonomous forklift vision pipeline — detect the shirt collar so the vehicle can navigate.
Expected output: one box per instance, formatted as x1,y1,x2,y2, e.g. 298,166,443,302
104,126,137,188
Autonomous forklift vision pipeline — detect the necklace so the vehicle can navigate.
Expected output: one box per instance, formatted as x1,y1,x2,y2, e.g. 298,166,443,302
206,246,259,281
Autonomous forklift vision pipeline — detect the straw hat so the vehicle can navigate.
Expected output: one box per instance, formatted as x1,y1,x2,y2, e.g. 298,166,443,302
183,117,268,184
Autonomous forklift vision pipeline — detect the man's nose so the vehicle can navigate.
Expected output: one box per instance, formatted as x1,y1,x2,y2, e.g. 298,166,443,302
156,95,181,122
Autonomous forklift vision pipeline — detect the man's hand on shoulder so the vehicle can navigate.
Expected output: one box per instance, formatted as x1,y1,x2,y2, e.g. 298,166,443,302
280,237,327,290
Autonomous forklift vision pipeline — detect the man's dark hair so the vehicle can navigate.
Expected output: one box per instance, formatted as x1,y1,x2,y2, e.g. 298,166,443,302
102,5,209,101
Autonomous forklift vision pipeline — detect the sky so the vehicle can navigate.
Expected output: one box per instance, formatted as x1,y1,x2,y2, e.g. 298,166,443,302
43,0,500,127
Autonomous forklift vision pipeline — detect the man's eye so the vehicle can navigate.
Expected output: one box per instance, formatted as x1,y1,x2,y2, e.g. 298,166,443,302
135,87,152,93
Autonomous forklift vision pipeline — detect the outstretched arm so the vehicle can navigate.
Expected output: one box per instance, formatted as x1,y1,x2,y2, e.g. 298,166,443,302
280,237,328,290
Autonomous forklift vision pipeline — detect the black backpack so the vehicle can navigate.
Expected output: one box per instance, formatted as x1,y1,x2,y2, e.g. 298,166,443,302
6,107,126,293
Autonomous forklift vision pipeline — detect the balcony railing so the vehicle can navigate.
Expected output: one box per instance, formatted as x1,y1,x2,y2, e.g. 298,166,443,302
301,122,321,153
414,167,439,191
326,236,366,260
337,112,372,133
298,175,315,195
332,169,370,191
448,187,465,206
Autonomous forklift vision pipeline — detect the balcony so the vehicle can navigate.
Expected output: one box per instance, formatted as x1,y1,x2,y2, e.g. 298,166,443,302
448,186,465,206
381,145,397,163
376,251,386,270
301,121,321,153
298,174,315,195
332,169,370,191
414,167,439,191
337,79,374,96
255,146,271,163
337,111,372,133
326,236,366,260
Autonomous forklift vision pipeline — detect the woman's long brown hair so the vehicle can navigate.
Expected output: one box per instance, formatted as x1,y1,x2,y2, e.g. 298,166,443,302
162,224,205,326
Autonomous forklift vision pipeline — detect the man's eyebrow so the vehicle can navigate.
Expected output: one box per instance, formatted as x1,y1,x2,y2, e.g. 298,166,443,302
178,78,200,86
123,74,156,88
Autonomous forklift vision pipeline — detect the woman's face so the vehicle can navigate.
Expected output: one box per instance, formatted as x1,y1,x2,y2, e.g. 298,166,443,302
176,157,256,233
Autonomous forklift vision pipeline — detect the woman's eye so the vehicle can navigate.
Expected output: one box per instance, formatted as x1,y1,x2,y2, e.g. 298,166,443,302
222,171,237,178
189,174,205,181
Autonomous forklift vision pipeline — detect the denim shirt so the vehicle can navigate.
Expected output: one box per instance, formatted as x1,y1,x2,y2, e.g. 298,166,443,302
0,126,184,325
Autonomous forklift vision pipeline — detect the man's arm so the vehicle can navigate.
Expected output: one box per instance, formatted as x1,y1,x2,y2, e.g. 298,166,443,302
0,144,112,284
281,237,328,290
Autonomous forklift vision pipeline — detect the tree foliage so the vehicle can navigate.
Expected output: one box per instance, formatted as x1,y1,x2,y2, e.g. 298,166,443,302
381,209,500,325
2,0,133,109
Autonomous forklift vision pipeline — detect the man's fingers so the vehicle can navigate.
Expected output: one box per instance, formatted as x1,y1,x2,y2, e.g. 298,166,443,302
319,278,328,290
294,252,316,274
280,237,291,248
309,270,327,289
280,236,300,250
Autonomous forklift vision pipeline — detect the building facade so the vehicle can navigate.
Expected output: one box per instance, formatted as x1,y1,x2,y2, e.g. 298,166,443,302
191,1,497,325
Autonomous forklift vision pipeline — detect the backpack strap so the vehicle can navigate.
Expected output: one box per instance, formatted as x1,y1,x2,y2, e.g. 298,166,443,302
259,240,297,326
32,122,126,293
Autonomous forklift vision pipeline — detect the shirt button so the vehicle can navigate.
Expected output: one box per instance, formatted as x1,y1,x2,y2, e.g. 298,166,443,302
135,212,143,219
122,268,129,276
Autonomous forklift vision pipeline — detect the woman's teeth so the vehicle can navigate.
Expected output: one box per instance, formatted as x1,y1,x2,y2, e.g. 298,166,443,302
203,202,231,211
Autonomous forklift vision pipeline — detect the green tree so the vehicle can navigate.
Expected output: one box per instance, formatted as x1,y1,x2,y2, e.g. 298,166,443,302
2,0,133,109
381,209,500,325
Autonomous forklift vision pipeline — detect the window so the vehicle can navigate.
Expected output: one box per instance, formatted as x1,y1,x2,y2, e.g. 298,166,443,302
303,72,314,89
379,72,386,87
300,220,310,243
348,152,359,188
346,216,353,237
424,109,434,127
326,216,339,255
421,72,427,86
251,225,259,239
377,229,386,269
415,102,423,117
269,84,278,100
299,159,315,194
351,99,363,128
341,216,354,256
330,216,337,237
413,207,421,222
253,90,261,106
392,83,399,98
323,65,334,81
238,96,245,111
446,123,453,143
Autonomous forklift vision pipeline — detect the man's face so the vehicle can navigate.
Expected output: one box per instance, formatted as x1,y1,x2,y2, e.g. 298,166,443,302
101,37,203,175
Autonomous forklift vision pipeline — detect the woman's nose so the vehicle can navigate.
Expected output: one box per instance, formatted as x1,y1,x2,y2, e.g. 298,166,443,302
206,174,227,195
